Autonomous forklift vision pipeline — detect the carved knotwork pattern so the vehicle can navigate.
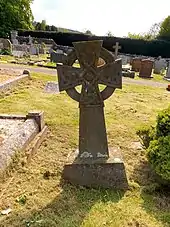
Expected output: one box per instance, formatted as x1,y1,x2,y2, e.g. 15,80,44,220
57,41,122,105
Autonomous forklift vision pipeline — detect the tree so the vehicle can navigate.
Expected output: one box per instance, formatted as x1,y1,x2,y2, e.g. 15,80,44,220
45,25,51,31
106,31,114,37
85,30,93,35
0,0,34,37
148,23,161,39
127,22,161,40
35,22,41,31
158,16,170,40
40,20,46,31
51,25,58,31
128,32,149,40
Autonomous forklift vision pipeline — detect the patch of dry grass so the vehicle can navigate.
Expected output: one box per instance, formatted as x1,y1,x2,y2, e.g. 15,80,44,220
0,73,170,226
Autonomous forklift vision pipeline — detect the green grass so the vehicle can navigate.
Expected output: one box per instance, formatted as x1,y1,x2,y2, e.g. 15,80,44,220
0,54,49,63
134,72,169,84
0,72,170,226
0,55,15,62
45,62,56,67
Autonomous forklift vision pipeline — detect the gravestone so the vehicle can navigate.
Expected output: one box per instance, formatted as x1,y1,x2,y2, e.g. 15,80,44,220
44,82,59,94
57,40,128,189
0,38,12,52
50,51,67,63
29,45,38,55
131,58,142,72
56,49,64,54
12,50,25,58
12,44,28,57
10,31,19,45
39,45,45,54
154,57,167,74
139,59,154,78
113,42,121,59
164,62,170,81
119,55,129,65
28,35,33,45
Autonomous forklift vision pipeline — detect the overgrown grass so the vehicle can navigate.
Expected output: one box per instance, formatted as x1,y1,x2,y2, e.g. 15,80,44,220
0,72,170,226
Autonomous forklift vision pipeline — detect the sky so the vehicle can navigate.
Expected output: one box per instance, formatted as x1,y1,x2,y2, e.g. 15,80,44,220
31,0,170,37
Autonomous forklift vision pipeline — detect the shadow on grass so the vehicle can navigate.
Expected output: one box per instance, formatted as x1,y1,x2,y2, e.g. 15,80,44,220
1,183,126,227
132,158,170,226
131,159,156,186
141,188,170,226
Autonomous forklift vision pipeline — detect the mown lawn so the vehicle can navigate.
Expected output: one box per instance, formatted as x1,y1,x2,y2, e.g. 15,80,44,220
0,72,170,227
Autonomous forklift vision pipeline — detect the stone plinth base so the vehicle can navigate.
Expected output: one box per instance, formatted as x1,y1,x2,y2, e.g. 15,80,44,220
164,77,170,81
62,148,128,189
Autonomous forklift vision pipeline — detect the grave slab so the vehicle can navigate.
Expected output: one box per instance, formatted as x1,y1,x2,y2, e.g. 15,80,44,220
44,81,59,94
0,111,47,173
0,68,30,93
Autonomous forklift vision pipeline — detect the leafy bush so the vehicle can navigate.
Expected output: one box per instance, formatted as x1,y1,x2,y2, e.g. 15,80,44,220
156,106,170,137
0,49,11,55
137,106,170,181
136,125,155,148
147,136,170,181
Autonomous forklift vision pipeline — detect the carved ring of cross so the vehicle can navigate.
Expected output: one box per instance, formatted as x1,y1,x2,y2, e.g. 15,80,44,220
60,47,121,103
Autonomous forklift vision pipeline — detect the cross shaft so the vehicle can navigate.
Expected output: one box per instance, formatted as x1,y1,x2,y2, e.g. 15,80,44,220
57,40,122,158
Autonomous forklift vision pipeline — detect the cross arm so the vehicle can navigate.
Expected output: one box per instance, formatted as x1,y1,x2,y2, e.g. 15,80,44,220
98,59,122,89
57,64,84,91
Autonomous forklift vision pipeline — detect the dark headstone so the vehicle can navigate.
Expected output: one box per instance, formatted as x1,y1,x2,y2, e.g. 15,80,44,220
131,58,142,72
139,59,154,78
50,51,67,63
57,40,128,189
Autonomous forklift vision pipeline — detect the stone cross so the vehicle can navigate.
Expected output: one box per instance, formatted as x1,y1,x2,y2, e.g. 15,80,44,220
113,42,121,59
57,40,128,189
28,35,33,45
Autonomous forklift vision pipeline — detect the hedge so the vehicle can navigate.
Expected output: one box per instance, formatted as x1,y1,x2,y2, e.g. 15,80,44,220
18,30,170,58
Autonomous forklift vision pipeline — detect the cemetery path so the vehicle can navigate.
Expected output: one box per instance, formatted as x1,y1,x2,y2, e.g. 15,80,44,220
0,63,168,88
0,63,57,76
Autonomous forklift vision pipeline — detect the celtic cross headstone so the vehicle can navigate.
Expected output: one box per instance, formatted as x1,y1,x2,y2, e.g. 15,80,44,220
57,40,128,189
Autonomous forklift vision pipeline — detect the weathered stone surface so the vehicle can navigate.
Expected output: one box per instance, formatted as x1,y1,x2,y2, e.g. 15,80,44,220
44,81,59,94
50,51,67,63
0,74,29,93
131,58,141,72
139,59,154,78
63,148,128,189
0,112,47,172
113,42,121,59
154,57,167,74
122,71,135,78
164,63,170,81
57,40,128,189
0,119,39,170
26,111,45,131
11,30,19,45
0,38,12,51
23,69,30,76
